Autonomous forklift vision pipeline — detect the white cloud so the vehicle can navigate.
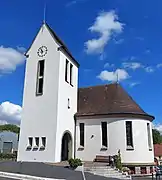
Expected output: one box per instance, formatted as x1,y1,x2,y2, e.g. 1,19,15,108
129,82,140,88
0,102,22,125
122,62,144,70
144,66,154,73
17,46,26,53
97,69,130,82
0,46,25,74
85,10,124,54
104,63,115,68
157,63,162,68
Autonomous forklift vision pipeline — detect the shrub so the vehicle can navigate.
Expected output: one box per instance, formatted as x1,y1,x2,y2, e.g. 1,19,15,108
0,153,17,160
68,158,82,169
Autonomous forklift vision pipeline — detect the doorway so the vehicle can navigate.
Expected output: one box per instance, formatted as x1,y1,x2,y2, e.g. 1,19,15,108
61,132,72,161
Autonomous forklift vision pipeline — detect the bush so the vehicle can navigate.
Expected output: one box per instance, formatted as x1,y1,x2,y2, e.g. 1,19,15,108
68,158,82,169
0,153,17,160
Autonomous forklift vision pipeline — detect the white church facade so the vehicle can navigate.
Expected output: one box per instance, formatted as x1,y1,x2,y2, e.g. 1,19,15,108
17,22,155,174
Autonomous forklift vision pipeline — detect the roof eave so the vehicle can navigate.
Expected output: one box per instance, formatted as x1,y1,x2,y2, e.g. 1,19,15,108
75,112,155,121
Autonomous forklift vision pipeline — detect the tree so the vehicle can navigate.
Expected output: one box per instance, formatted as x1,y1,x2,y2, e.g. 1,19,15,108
152,129,162,144
0,124,20,134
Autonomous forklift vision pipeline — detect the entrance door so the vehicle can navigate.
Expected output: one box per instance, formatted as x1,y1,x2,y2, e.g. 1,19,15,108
61,132,72,161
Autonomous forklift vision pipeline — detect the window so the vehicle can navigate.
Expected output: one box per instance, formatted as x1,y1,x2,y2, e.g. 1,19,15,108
65,59,69,83
36,60,45,95
101,122,108,147
3,142,12,153
70,64,73,86
79,123,84,147
35,137,39,147
68,98,70,109
126,121,133,149
29,137,33,147
42,137,46,147
147,123,152,150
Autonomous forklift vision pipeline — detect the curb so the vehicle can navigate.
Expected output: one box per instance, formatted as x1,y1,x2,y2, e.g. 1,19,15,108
0,171,65,180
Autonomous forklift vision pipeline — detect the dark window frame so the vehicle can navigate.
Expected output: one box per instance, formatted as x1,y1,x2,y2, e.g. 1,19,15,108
28,137,33,147
42,137,46,147
70,63,73,86
79,123,84,147
68,98,70,109
147,123,152,150
35,137,39,147
101,122,108,147
36,60,45,96
126,121,134,150
65,59,69,83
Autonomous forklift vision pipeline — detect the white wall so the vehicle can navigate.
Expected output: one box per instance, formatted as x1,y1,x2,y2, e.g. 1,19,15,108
54,51,78,162
18,24,61,162
76,117,154,165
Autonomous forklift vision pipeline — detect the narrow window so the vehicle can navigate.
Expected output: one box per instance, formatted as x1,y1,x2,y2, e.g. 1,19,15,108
42,137,46,147
147,123,152,149
70,64,73,86
126,121,133,149
101,122,108,147
35,137,39,147
80,123,84,147
27,137,33,148
65,59,69,83
36,60,45,95
68,98,70,109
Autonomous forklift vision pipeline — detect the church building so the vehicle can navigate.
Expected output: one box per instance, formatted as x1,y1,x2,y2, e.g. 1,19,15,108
17,22,155,174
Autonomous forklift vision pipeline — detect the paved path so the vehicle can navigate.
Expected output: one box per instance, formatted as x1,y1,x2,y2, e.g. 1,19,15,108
0,161,118,180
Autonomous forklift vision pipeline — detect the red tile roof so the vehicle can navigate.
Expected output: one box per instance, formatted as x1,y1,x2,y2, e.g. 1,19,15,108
76,83,154,120
154,144,162,157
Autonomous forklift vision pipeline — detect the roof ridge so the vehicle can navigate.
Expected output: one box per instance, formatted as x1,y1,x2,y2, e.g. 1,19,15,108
79,83,118,90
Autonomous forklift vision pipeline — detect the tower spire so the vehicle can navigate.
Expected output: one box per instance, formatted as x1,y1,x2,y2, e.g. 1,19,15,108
43,2,46,24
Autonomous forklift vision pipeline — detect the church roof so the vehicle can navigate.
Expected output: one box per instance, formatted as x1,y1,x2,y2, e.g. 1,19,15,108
76,83,154,121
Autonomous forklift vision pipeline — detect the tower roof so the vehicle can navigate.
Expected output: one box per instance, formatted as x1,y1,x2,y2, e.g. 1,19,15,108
45,23,79,67
76,83,154,121
25,22,79,67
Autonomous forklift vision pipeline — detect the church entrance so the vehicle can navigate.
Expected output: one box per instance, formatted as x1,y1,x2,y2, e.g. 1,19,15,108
61,132,72,161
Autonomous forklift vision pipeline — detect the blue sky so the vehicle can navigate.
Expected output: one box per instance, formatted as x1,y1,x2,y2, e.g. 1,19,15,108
0,0,161,129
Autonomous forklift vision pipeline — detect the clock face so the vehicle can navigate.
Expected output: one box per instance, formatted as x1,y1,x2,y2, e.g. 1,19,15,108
37,46,48,57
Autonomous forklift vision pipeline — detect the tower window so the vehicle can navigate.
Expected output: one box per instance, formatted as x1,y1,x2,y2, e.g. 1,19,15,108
70,64,73,86
36,60,45,95
35,137,39,147
80,123,84,147
147,123,152,150
65,59,69,83
126,121,134,149
42,137,46,147
101,122,108,147
29,137,33,146
68,98,70,109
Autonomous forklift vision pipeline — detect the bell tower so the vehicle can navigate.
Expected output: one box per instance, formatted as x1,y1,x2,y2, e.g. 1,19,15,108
17,22,79,163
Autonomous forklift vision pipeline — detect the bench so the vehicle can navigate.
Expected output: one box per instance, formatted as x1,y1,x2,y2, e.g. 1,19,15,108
94,155,110,163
